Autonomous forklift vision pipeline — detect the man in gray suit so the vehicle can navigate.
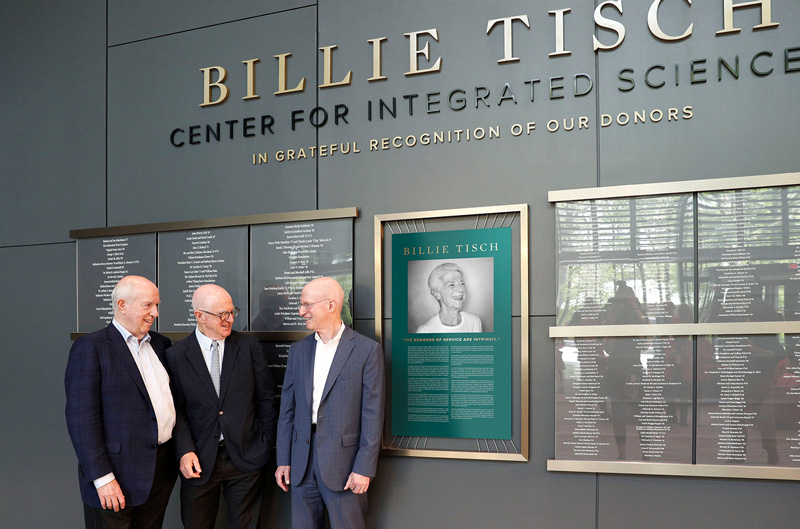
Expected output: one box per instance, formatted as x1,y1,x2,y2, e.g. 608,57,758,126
275,277,385,529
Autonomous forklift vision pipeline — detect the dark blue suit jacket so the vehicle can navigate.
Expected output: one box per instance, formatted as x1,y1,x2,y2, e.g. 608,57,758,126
166,331,277,486
276,326,385,490
65,323,174,508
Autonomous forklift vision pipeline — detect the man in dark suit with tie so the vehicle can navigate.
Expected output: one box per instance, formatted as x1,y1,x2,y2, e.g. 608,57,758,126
65,275,176,529
275,277,385,529
166,283,276,529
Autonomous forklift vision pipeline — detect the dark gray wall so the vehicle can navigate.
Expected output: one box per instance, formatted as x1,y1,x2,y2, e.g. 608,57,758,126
1,1,106,527
2,0,800,527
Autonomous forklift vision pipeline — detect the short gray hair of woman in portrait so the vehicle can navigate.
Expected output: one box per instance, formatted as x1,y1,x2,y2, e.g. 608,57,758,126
416,262,483,333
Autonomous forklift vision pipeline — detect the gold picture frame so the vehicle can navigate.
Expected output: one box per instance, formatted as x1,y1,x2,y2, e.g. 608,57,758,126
375,204,529,461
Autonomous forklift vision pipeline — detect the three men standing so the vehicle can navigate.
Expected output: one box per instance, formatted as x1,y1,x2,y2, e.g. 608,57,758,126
67,275,384,529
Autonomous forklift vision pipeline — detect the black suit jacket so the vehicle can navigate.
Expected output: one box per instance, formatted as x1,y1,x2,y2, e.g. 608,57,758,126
65,324,174,507
166,330,277,485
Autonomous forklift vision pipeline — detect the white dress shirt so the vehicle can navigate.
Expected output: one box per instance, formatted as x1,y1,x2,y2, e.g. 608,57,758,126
95,320,176,489
194,328,225,378
312,322,346,424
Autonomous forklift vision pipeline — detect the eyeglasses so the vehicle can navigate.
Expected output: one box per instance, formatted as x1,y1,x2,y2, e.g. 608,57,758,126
300,299,330,310
198,307,240,321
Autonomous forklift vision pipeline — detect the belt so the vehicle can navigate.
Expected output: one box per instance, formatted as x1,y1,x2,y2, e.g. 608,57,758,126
311,423,317,433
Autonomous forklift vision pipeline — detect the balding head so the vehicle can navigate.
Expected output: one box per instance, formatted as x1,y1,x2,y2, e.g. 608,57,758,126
192,284,236,340
111,275,160,339
192,284,232,312
112,275,157,315
304,277,345,308
299,277,345,341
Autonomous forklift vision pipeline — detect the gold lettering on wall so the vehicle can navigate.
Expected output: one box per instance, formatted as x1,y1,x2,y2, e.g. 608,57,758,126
486,15,530,63
549,9,572,57
593,0,626,51
274,53,306,95
717,0,779,35
243,59,260,100
648,0,693,41
319,46,353,89
199,66,229,107
404,29,442,76
368,37,388,82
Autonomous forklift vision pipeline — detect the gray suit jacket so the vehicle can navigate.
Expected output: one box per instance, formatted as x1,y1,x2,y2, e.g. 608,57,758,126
276,325,385,490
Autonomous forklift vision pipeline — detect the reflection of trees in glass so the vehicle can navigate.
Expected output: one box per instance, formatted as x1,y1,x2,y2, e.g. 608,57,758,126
556,194,694,325
556,186,800,326
698,187,800,250
697,186,800,323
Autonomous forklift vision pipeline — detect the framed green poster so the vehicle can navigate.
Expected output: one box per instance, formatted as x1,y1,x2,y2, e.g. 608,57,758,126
375,204,528,461
391,228,512,439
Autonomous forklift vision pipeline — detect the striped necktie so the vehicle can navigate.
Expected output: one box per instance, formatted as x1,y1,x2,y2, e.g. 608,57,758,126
210,340,220,396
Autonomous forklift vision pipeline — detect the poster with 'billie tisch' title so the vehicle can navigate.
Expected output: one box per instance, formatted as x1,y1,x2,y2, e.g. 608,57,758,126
392,227,512,440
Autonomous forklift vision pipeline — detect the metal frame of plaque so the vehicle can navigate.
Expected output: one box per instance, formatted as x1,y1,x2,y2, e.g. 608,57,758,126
70,207,357,342
548,172,800,481
375,204,529,462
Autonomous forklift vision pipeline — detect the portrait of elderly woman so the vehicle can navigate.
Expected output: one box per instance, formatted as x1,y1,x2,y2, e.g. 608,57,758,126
409,259,493,333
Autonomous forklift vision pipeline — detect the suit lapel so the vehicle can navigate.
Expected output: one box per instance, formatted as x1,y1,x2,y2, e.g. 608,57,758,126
219,332,239,404
303,336,315,410
185,333,219,402
105,324,149,400
321,326,355,404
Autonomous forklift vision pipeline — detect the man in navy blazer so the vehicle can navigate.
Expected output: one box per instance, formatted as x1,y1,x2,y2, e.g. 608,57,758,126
166,284,276,529
275,277,385,529
66,275,177,529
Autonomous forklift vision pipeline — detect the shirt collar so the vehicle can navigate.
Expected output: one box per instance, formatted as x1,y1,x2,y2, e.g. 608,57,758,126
314,321,346,346
112,318,151,345
195,327,219,351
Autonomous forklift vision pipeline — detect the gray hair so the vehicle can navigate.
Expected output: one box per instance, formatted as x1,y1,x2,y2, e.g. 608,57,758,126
111,276,140,315
427,263,463,292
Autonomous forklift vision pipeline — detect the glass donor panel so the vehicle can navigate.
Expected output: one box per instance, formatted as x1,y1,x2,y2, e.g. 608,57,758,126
696,186,800,466
555,194,695,462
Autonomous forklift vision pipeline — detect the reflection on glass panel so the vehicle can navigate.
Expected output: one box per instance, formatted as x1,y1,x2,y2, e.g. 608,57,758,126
555,334,693,462
157,226,249,332
698,186,800,323
250,219,353,331
780,334,800,464
556,194,695,326
695,187,800,464
696,332,800,466
261,341,291,406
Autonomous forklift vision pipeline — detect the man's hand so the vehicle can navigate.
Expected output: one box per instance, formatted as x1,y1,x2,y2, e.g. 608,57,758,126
275,465,291,492
180,452,202,479
97,479,126,511
344,472,371,495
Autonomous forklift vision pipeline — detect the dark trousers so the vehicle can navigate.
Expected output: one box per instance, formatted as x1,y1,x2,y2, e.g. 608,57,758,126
83,441,176,529
291,432,368,529
180,443,264,529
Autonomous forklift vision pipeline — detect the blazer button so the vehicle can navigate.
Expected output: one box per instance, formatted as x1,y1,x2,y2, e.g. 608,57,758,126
152,444,158,448
219,411,224,415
